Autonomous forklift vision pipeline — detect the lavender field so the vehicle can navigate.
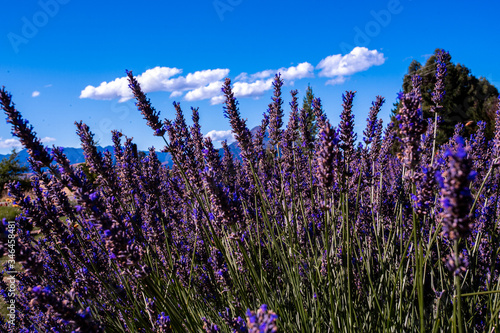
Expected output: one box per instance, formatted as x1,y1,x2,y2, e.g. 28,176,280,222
0,49,499,332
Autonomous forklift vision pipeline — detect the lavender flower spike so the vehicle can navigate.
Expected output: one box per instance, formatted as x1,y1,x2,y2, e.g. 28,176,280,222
396,77,425,169
126,70,166,136
222,78,254,163
246,304,278,333
339,91,357,161
438,136,475,240
316,119,339,191
363,95,385,146
431,49,450,113
493,96,500,159
268,74,284,146
0,87,53,166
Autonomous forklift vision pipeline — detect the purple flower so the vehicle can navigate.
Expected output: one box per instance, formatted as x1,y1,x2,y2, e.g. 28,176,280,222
246,304,278,333
316,120,339,192
431,49,450,113
339,91,357,162
268,74,284,146
363,96,385,146
493,96,500,159
126,70,166,136
439,137,475,240
397,75,426,170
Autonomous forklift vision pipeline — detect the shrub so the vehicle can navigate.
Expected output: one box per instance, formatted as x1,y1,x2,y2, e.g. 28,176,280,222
0,50,499,332
0,149,29,197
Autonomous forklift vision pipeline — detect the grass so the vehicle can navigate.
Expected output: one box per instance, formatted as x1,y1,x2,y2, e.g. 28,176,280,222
0,206,20,222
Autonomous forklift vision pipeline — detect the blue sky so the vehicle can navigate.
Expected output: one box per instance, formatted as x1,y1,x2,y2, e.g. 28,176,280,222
0,0,499,154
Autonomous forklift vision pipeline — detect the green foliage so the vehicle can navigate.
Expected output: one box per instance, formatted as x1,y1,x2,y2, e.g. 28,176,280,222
0,149,29,195
0,206,21,221
302,84,318,139
75,162,98,185
391,48,499,144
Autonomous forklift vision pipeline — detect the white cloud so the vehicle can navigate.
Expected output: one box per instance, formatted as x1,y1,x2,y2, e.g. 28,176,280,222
233,78,274,98
41,137,56,143
0,137,55,150
207,78,274,105
205,130,235,144
210,95,225,105
163,69,229,91
317,47,385,83
185,80,223,101
325,76,347,86
0,138,22,149
80,48,384,104
32,91,40,97
215,63,314,103
80,67,229,102
206,63,314,104
279,62,315,82
234,72,249,81
236,62,314,83
202,76,271,105
247,69,275,81
169,91,183,98
136,66,183,92
80,76,132,102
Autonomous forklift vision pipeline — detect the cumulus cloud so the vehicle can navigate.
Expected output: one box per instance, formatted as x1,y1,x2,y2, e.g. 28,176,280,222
236,62,314,83
80,48,384,104
235,70,273,82
204,76,273,104
80,76,132,102
206,78,275,105
32,91,40,97
80,67,228,102
205,62,315,104
210,95,225,105
202,78,275,105
325,76,347,86
205,130,235,144
185,80,224,102
0,137,56,150
232,78,274,99
164,69,229,91
169,91,183,98
280,62,315,82
41,137,56,143
317,47,385,84
0,138,22,149
0,136,56,149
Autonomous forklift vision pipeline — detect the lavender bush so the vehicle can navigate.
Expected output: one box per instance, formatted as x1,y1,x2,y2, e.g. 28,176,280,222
0,49,499,332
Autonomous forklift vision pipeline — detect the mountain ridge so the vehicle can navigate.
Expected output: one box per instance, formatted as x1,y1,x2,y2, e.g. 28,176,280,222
0,126,269,168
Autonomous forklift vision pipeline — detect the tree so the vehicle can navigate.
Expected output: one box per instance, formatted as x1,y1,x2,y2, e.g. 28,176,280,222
302,84,318,139
0,149,29,196
391,48,499,144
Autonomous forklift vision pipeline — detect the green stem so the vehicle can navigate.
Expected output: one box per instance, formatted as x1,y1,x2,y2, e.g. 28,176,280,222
430,111,438,167
460,290,500,297
454,240,464,333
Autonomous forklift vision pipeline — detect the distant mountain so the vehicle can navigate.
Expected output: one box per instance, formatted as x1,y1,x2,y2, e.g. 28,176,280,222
225,125,270,159
0,146,173,169
0,126,267,168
